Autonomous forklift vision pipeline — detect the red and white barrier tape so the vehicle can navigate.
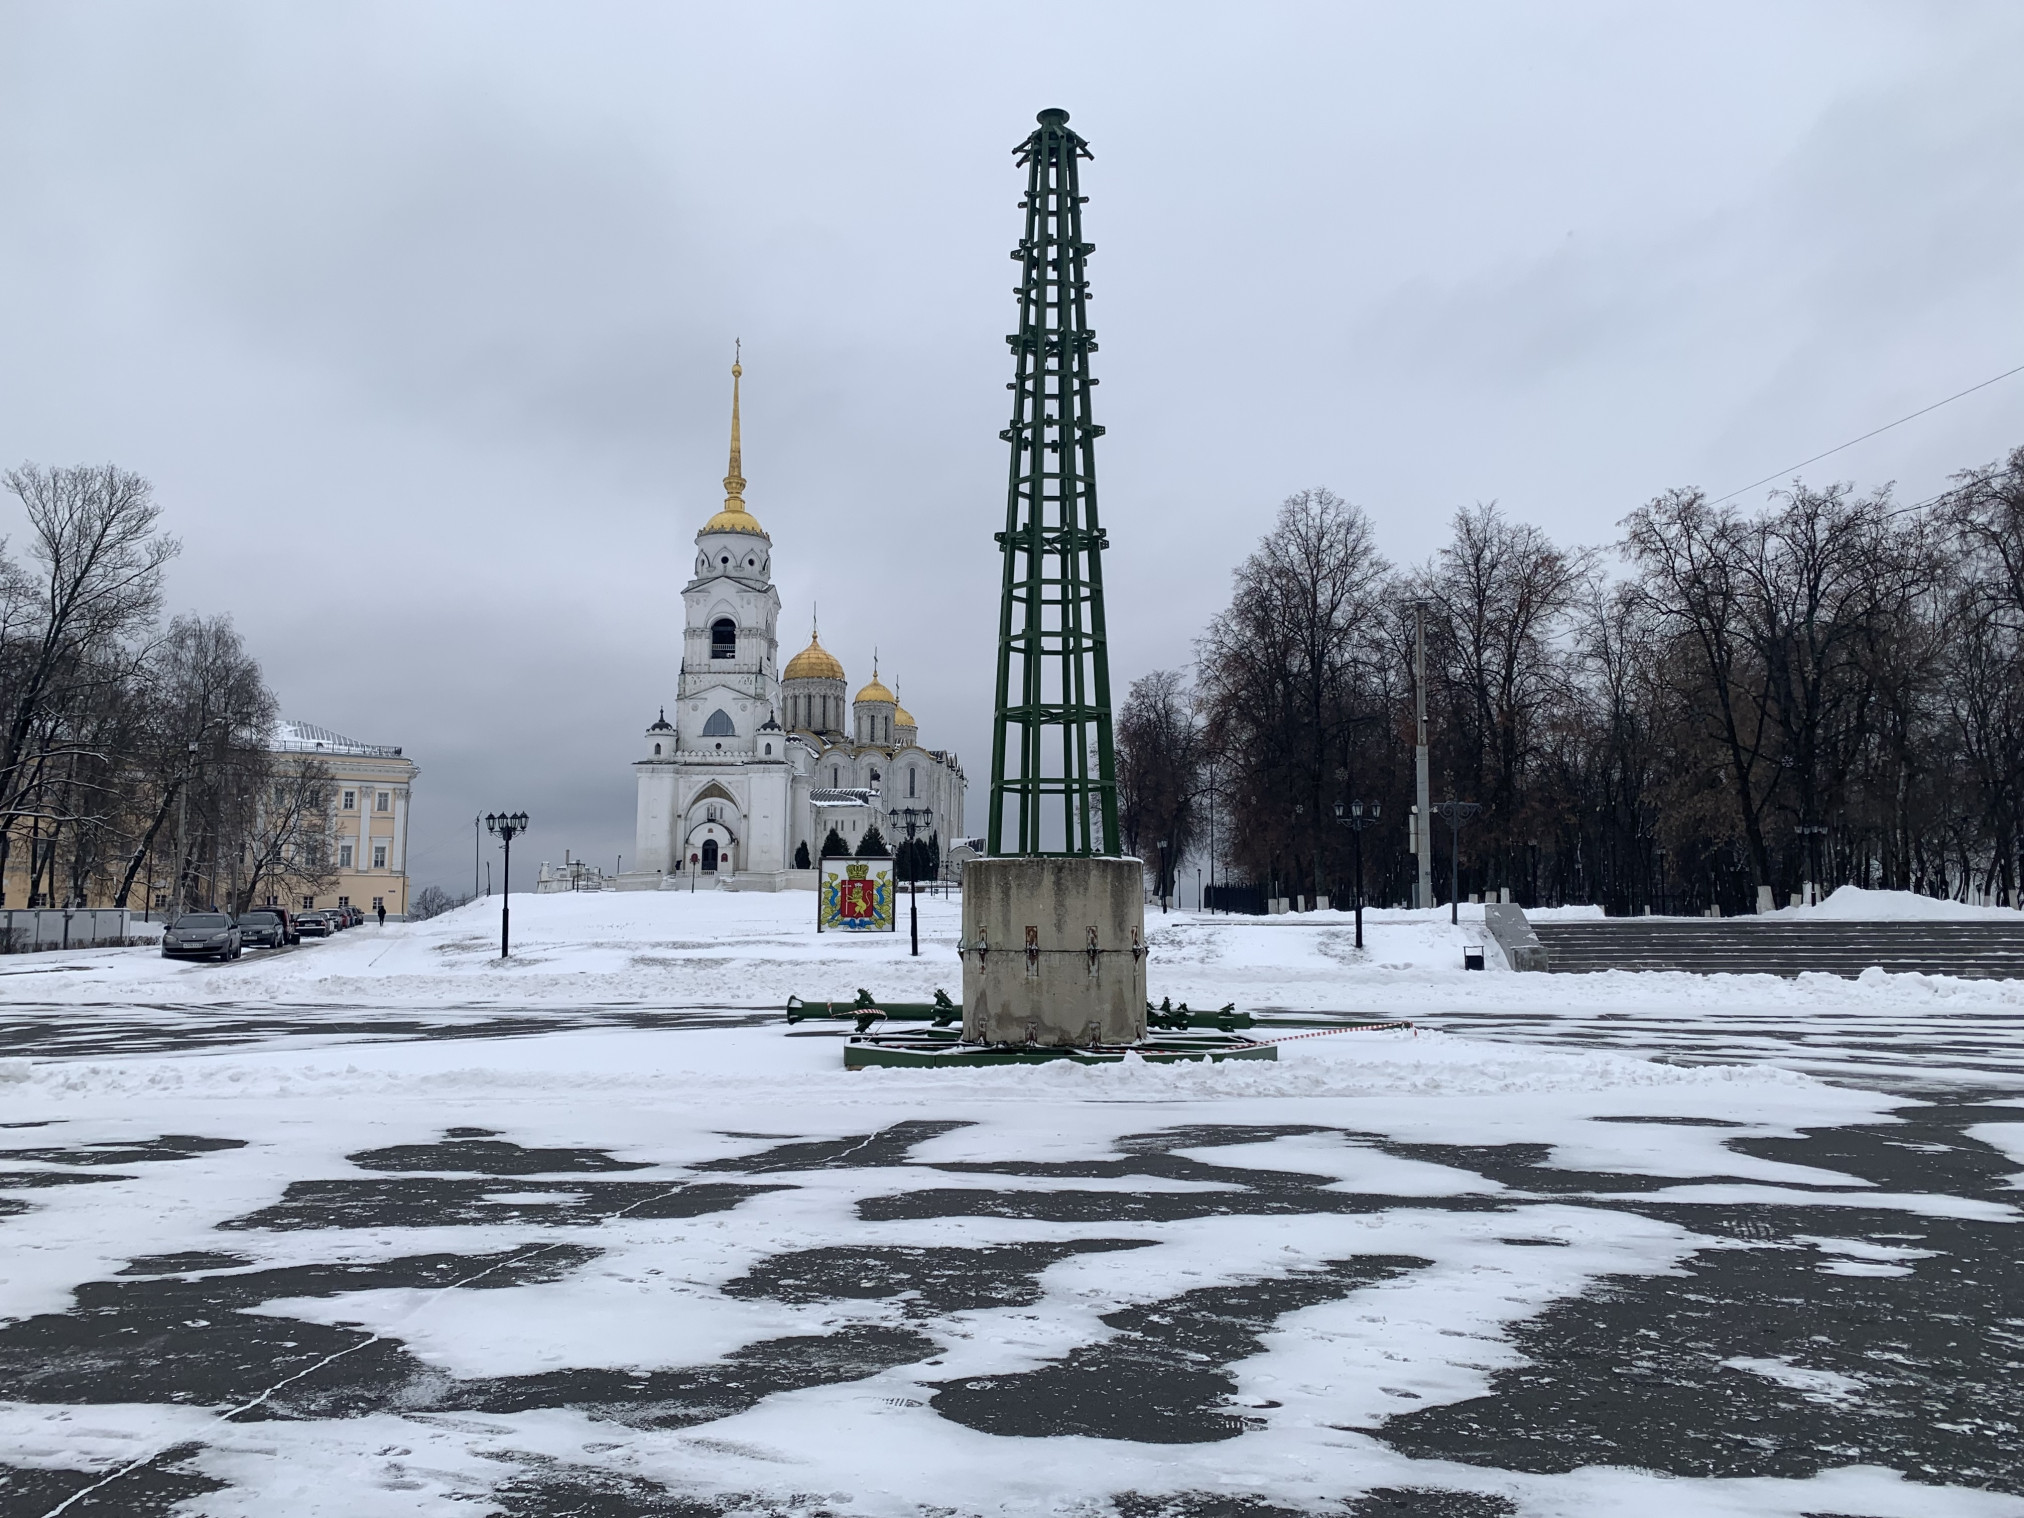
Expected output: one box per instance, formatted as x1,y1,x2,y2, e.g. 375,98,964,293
1255,1020,1415,1044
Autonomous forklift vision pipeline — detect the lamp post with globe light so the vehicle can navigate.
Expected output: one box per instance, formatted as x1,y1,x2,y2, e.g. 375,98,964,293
1333,798,1381,949
888,805,931,957
484,811,529,958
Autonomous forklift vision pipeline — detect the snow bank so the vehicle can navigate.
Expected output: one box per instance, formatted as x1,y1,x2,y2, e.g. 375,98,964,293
1771,885,2023,921
6,886,2022,1023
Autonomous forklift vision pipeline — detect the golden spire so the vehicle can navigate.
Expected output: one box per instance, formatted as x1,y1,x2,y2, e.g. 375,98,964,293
702,341,766,537
724,339,744,505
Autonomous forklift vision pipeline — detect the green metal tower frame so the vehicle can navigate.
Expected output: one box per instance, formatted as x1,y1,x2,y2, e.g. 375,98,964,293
986,107,1121,858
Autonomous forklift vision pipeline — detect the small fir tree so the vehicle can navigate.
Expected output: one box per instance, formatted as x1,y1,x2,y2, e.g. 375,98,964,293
820,827,851,859
856,825,889,858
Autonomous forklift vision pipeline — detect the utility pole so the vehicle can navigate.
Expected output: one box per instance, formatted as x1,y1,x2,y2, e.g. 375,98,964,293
1413,601,1432,911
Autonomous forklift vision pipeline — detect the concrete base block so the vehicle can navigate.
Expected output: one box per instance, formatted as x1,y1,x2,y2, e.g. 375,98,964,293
959,857,1147,1046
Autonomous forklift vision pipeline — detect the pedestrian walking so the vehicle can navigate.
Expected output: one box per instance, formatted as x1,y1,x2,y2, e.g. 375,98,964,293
376,903,386,927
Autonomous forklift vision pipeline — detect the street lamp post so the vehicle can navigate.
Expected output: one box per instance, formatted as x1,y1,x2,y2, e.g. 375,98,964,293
888,805,930,957
1333,799,1381,949
1157,839,1170,915
1431,800,1482,926
484,811,529,958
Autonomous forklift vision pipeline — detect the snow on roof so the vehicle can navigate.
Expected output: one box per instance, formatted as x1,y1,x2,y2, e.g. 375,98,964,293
810,787,879,806
272,720,403,758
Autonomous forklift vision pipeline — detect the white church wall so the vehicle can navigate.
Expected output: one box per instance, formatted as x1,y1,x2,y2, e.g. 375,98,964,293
634,762,679,873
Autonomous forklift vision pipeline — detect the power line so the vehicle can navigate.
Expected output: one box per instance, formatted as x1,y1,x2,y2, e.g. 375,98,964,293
1710,360,2024,506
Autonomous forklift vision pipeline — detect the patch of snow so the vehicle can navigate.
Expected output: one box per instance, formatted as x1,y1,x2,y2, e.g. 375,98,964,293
1720,1354,1867,1403
1968,1123,2024,1189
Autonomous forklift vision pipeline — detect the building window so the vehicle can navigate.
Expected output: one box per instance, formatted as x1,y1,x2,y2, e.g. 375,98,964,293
373,843,388,869
376,791,390,812
264,895,278,908
372,896,384,912
301,895,315,910
338,896,349,908
702,708,735,737
339,843,354,868
909,767,917,797
832,766,839,786
654,743,661,755
342,789,356,810
711,618,736,659
764,742,772,755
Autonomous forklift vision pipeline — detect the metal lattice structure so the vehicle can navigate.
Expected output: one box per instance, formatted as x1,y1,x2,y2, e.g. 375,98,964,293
987,108,1120,857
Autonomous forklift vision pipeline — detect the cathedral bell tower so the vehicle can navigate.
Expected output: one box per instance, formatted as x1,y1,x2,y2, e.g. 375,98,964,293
677,352,782,754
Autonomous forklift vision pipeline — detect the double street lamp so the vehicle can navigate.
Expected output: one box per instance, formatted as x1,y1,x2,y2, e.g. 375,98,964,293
1431,800,1482,925
485,811,529,958
887,805,930,957
1332,798,1381,949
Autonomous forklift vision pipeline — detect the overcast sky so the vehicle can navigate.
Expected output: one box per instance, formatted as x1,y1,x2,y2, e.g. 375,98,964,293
4,2,2021,894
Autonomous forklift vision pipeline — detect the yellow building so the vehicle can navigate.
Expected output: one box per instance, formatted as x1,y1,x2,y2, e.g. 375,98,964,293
271,721,420,918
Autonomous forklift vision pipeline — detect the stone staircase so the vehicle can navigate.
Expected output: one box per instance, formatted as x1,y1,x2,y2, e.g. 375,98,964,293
1526,916,2024,979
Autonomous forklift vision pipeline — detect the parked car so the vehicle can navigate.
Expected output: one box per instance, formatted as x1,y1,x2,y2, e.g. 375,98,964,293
339,905,362,928
235,909,293,949
295,911,333,938
161,912,242,961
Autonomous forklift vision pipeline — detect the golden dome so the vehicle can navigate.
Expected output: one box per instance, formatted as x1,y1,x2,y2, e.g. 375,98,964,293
895,703,916,730
783,629,844,682
855,674,895,705
701,501,766,537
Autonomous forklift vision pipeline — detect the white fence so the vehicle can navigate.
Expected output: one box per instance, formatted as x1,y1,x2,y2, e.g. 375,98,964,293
0,908,137,954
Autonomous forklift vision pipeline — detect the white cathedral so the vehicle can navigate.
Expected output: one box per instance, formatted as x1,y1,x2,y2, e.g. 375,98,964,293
618,360,967,891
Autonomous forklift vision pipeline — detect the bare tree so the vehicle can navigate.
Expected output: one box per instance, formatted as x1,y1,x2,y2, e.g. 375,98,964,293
1416,503,1592,897
1197,488,1392,902
0,464,178,841
1116,668,1203,908
233,754,339,914
109,614,274,911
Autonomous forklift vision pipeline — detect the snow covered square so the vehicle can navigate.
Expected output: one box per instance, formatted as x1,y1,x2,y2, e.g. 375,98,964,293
1,891,2021,1517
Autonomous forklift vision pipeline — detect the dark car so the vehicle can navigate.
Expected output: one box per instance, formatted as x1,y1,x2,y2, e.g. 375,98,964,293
295,911,333,938
161,912,242,961
236,909,293,949
338,906,361,928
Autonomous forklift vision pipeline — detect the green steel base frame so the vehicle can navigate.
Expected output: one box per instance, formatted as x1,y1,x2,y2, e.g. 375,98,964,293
842,1029,1276,1070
